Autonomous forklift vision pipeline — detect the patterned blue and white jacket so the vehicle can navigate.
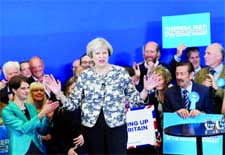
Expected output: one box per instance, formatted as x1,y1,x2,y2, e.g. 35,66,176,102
63,65,143,128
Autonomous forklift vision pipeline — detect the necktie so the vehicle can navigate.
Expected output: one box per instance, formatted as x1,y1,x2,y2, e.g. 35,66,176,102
183,90,190,110
208,68,216,75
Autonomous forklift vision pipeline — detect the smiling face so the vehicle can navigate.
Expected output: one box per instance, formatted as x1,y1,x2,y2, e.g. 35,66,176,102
5,66,20,81
188,51,200,69
80,55,94,69
92,46,109,68
143,42,160,63
29,57,44,79
204,43,223,68
155,75,167,91
20,62,32,78
13,81,29,101
31,88,45,102
176,65,193,88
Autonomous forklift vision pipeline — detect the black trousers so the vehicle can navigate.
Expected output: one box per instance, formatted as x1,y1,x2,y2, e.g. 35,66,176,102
83,110,128,155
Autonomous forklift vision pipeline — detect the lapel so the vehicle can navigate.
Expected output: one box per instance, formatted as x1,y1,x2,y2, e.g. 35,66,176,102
175,85,183,103
8,101,28,122
25,103,36,118
191,82,197,92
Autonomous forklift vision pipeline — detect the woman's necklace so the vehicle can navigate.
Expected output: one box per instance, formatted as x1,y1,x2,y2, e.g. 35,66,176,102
15,101,26,112
94,64,111,76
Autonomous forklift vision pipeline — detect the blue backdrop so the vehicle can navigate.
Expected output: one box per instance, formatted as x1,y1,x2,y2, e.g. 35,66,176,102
0,0,224,83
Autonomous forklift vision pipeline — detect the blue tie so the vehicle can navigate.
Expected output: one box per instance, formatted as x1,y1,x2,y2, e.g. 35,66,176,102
183,90,190,110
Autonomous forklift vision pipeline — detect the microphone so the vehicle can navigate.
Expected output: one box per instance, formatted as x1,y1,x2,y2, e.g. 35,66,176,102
101,83,106,90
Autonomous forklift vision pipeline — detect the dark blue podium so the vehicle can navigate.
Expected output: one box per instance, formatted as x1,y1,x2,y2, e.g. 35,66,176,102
164,123,225,155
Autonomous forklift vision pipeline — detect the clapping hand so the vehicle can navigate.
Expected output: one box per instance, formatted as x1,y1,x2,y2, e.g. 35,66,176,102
44,100,55,121
202,74,217,89
133,62,140,78
146,60,155,76
0,79,7,90
132,62,141,85
39,101,59,119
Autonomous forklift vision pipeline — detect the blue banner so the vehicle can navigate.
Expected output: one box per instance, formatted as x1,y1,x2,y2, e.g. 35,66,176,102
162,12,211,48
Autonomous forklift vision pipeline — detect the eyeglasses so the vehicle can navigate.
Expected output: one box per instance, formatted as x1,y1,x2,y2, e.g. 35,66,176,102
81,61,94,65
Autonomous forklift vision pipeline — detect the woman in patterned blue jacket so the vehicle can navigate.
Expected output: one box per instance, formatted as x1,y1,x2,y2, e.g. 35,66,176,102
45,37,148,155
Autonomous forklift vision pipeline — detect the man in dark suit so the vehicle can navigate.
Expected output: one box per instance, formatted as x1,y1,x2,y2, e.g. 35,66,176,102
0,61,20,105
170,44,202,80
29,56,57,101
135,41,170,92
164,62,213,118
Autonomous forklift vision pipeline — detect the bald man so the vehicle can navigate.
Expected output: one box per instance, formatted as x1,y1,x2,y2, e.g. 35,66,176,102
135,41,172,92
195,43,225,113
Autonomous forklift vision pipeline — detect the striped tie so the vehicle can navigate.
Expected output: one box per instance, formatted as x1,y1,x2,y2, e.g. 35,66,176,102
183,90,190,110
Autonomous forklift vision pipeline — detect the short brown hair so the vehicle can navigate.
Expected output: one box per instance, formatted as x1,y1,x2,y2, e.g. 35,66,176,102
8,75,29,95
176,62,194,73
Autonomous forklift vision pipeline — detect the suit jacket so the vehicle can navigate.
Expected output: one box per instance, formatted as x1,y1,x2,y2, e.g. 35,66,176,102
194,65,225,113
163,82,213,113
0,85,9,104
2,101,50,155
28,76,35,84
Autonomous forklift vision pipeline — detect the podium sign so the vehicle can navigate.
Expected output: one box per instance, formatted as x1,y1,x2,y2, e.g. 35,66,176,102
163,113,223,155
126,105,157,149
0,125,9,155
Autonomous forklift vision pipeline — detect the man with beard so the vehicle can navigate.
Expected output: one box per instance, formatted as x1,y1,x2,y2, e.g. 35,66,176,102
163,62,213,118
135,41,170,92
79,53,94,70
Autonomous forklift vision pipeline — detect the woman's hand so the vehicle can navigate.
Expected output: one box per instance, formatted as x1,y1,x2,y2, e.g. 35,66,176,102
154,132,162,147
0,79,7,90
67,147,78,155
143,73,161,91
73,134,85,147
45,100,55,121
133,62,141,78
38,101,59,120
42,134,52,141
44,74,62,96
